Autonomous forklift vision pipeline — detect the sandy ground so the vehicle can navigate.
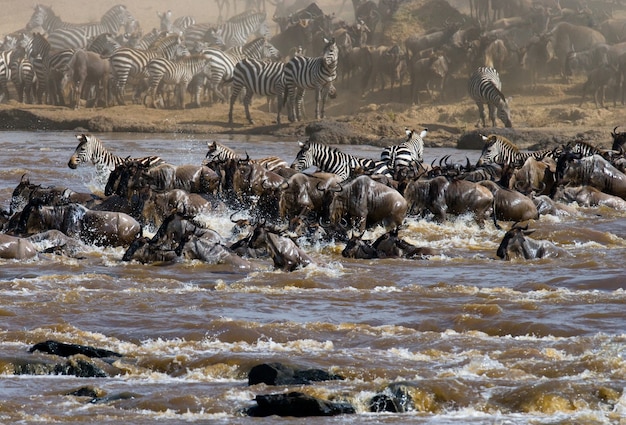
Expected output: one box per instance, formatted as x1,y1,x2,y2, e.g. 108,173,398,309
1,0,624,151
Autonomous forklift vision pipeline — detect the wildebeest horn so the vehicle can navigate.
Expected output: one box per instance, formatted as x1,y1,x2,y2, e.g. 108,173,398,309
612,126,620,137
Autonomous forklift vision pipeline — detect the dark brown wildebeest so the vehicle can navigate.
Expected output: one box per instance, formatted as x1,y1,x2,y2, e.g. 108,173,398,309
247,222,314,271
403,176,494,226
10,174,100,214
62,48,111,109
278,172,341,220
17,203,140,247
0,230,89,260
552,185,626,210
556,153,626,200
496,223,569,260
478,180,538,225
328,175,408,232
342,228,439,259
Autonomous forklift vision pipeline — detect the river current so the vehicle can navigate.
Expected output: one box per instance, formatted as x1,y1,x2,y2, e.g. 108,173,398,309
0,130,625,424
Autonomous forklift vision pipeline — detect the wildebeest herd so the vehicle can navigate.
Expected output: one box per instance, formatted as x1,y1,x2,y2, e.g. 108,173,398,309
2,126,626,268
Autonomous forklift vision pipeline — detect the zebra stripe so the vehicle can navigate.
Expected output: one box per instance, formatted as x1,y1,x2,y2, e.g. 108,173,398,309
477,135,551,166
68,134,164,185
229,58,285,125
158,10,196,34
144,54,210,109
0,49,20,102
26,5,69,33
47,5,133,51
468,66,512,128
202,37,281,103
282,37,338,123
381,128,427,172
291,139,386,182
109,34,187,105
204,141,288,171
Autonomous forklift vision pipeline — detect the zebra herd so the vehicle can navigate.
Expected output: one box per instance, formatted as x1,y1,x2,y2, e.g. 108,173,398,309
0,4,342,122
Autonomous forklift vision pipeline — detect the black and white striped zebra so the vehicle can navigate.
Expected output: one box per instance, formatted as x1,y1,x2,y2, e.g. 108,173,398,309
10,55,36,104
291,139,388,182
68,133,164,185
468,66,512,128
220,11,270,48
381,128,428,173
477,134,551,167
202,37,281,103
47,5,134,51
228,58,284,125
144,54,210,109
204,141,288,171
109,34,188,105
281,37,338,123
26,5,68,34
0,49,21,102
157,10,196,34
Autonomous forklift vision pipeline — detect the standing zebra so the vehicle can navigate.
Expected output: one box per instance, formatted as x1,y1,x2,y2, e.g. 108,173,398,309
157,10,196,34
143,54,210,109
291,139,389,182
68,133,164,187
220,11,270,48
467,66,512,128
46,5,135,51
204,141,288,171
108,34,188,105
476,134,552,167
228,58,284,125
201,37,281,104
281,37,339,123
11,55,36,104
381,128,428,174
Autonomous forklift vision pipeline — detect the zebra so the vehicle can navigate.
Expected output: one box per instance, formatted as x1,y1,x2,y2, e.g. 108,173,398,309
143,54,211,109
10,55,36,104
204,141,288,171
26,5,68,34
281,37,339,123
201,37,281,103
108,34,188,105
220,11,270,48
157,10,196,34
46,5,135,51
228,58,284,125
68,133,164,186
291,139,389,182
476,134,552,167
0,49,22,103
467,66,512,128
381,128,428,175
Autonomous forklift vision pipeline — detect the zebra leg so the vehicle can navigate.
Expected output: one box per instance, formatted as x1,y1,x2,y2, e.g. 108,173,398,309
476,102,486,127
296,87,306,121
243,91,254,124
488,103,497,127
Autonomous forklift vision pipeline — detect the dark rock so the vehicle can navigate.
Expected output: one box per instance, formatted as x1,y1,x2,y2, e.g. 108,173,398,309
248,362,344,386
245,391,355,417
29,340,122,358
14,358,108,377
305,120,365,145
369,383,415,413
65,386,103,398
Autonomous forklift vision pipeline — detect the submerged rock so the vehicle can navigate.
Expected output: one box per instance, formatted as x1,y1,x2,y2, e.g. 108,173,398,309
29,340,122,358
245,391,355,417
248,362,344,386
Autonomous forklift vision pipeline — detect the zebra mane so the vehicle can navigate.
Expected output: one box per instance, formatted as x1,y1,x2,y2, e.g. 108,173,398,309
566,140,602,155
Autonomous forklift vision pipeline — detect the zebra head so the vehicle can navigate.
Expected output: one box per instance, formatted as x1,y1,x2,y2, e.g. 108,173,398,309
26,4,57,32
291,140,314,171
322,37,338,69
476,135,517,166
68,133,96,169
497,97,512,128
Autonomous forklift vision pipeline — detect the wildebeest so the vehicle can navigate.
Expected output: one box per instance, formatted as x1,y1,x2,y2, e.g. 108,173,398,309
578,63,617,109
62,48,111,109
10,174,100,214
547,22,606,79
478,180,538,225
247,222,314,271
408,53,448,105
17,203,141,247
552,185,626,210
0,233,38,259
342,227,439,259
496,223,569,260
403,176,494,226
328,175,408,232
556,154,626,200
278,172,341,219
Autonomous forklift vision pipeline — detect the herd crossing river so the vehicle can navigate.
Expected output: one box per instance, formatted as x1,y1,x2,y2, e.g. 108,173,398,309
0,131,625,424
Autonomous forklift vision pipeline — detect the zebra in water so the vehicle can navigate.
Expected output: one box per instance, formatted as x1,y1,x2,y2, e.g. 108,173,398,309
381,128,428,175
281,37,338,123
68,133,164,186
228,58,284,125
468,66,512,128
201,37,281,103
476,134,552,167
109,34,189,105
204,141,288,171
291,140,390,182
144,53,210,109
46,5,135,51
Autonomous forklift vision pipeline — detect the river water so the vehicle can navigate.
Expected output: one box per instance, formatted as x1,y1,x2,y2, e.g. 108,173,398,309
0,130,625,424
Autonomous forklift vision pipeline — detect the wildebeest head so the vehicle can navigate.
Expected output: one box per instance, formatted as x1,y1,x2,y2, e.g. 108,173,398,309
496,224,534,260
611,126,626,154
